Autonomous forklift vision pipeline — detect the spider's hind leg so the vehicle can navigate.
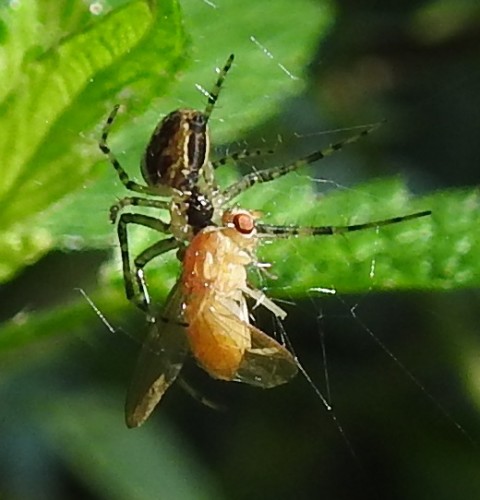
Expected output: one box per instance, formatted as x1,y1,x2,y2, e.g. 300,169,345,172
116,212,176,318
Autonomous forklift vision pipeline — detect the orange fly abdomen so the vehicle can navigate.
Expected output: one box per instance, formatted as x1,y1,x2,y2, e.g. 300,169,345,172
186,295,250,380
182,219,254,380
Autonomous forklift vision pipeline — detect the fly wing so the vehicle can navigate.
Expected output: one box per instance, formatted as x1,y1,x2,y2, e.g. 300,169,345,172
234,323,299,388
203,293,298,388
125,282,188,428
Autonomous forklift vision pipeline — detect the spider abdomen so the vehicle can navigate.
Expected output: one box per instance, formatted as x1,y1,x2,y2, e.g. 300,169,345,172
141,109,209,192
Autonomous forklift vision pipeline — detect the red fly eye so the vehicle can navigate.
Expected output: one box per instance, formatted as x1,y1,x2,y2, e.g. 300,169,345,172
233,213,255,234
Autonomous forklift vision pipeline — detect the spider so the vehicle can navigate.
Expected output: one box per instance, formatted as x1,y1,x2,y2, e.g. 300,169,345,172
100,56,431,426
100,54,430,323
100,54,235,318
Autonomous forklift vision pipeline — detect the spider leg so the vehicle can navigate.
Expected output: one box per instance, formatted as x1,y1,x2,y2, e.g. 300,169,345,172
221,123,380,203
204,148,275,194
133,238,179,321
211,148,275,170
203,54,235,122
116,213,174,316
109,196,170,224
100,105,163,196
256,210,432,238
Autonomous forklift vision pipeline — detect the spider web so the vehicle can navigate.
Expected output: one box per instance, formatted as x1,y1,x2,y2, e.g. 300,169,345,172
224,41,478,475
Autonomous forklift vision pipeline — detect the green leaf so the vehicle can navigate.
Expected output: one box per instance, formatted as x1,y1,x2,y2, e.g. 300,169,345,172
1,178,478,354
0,0,336,348
175,0,334,141
1,3,478,499
0,0,187,281
98,176,478,296
245,178,477,295
2,0,476,366
0,0,330,282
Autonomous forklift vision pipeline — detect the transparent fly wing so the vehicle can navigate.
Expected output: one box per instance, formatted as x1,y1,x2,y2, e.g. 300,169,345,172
187,290,297,387
125,282,188,428
234,322,299,388
186,293,252,381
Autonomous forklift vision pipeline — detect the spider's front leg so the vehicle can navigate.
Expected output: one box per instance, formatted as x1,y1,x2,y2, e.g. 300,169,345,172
100,105,161,196
221,124,379,203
